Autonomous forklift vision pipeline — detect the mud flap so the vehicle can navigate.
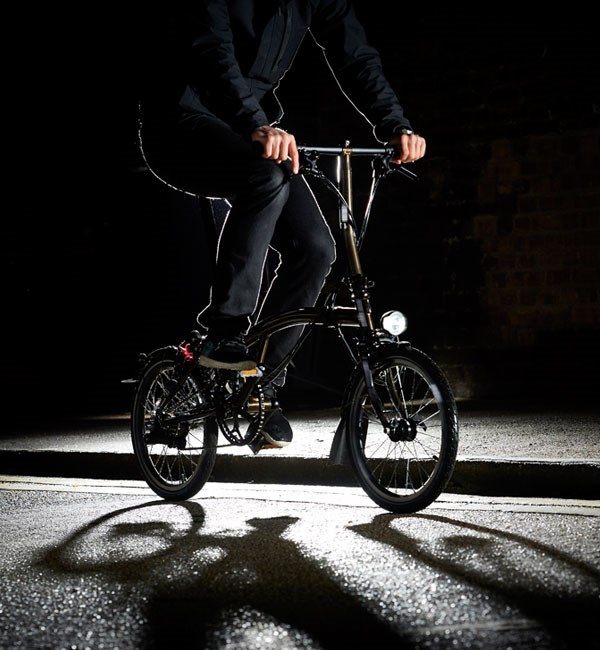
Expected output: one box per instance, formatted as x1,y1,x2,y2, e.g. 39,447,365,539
329,414,352,465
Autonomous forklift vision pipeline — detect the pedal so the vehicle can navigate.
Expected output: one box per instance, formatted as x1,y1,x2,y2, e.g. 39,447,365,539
240,366,263,378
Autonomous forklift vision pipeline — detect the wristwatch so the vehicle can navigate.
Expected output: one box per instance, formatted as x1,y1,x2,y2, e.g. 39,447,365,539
400,128,414,136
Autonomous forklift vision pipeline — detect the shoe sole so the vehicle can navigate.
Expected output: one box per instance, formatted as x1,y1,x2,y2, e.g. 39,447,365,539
198,355,257,371
262,431,292,448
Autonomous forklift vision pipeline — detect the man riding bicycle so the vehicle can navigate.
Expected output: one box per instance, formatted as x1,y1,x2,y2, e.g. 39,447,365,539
138,1,426,450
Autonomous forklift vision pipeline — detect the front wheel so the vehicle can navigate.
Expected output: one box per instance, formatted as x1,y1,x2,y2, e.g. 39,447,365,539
131,353,218,500
347,347,458,513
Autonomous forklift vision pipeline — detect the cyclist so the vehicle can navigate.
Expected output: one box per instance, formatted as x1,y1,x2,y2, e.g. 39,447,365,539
138,1,426,449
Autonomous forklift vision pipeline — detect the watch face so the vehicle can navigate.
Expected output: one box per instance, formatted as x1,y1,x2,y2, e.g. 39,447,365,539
401,129,413,135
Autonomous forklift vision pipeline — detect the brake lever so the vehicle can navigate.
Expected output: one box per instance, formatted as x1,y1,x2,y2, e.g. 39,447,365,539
299,149,326,179
392,162,419,182
375,150,419,182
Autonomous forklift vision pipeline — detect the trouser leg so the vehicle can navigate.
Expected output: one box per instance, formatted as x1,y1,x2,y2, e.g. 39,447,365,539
140,111,336,378
140,112,293,337
257,175,337,378
208,160,292,336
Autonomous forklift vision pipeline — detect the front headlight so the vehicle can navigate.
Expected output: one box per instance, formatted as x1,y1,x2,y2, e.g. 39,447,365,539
381,310,407,336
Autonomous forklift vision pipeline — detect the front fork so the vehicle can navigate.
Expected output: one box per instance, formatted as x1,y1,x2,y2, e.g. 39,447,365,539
345,273,391,431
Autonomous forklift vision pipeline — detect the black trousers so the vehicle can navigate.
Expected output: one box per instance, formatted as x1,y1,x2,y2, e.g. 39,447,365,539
140,111,337,376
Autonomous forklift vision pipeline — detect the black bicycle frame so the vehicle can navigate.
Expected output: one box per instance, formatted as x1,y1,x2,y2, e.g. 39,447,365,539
246,144,417,430
157,144,416,435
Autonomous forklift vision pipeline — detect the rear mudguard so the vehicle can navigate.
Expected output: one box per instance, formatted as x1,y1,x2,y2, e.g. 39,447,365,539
121,345,180,386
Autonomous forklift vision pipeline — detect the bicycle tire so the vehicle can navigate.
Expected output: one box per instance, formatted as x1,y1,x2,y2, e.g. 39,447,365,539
347,346,458,513
131,351,218,500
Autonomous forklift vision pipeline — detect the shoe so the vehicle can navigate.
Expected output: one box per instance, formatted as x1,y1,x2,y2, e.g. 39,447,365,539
248,386,293,451
262,408,293,447
198,335,257,371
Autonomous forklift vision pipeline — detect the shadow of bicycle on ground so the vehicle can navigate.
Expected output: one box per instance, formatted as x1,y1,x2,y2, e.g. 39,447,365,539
40,499,408,649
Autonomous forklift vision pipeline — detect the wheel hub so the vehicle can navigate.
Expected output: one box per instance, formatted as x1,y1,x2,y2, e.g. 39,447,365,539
388,417,418,442
145,418,190,448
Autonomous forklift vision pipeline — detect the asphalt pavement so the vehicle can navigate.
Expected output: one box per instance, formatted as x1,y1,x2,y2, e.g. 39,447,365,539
0,402,598,500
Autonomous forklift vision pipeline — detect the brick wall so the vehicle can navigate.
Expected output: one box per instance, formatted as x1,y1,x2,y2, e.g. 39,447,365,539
473,131,600,347
437,128,600,401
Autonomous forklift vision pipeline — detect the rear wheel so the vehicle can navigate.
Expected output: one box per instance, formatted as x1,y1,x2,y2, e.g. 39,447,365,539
347,347,458,513
131,353,218,500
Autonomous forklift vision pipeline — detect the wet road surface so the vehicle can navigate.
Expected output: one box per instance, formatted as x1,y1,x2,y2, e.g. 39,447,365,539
1,477,598,649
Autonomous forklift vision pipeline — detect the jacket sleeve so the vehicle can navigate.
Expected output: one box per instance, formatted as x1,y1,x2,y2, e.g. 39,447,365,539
310,0,414,142
185,1,270,137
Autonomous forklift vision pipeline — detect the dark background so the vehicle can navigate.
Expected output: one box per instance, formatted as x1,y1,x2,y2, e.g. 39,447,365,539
4,5,599,419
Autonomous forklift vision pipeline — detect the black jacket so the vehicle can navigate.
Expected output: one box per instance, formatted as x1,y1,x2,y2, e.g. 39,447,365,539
143,0,412,142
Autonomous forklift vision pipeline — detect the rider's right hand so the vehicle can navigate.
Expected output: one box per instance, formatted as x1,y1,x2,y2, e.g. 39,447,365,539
251,125,300,174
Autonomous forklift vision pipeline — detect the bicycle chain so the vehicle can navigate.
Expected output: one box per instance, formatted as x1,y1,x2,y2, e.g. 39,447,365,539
247,383,267,444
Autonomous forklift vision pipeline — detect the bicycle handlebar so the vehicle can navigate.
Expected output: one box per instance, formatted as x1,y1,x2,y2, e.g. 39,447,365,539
298,145,393,156
297,144,419,182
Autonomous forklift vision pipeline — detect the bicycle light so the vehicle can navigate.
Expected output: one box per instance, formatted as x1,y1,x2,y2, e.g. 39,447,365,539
381,310,407,336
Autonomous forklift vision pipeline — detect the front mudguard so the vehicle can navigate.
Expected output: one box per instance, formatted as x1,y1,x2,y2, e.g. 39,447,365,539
329,340,411,465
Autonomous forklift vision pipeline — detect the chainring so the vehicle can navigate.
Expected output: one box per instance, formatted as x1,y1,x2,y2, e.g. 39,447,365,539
212,376,267,446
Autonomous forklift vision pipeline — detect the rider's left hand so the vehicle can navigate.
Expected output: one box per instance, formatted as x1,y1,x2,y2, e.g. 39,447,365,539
387,131,426,164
